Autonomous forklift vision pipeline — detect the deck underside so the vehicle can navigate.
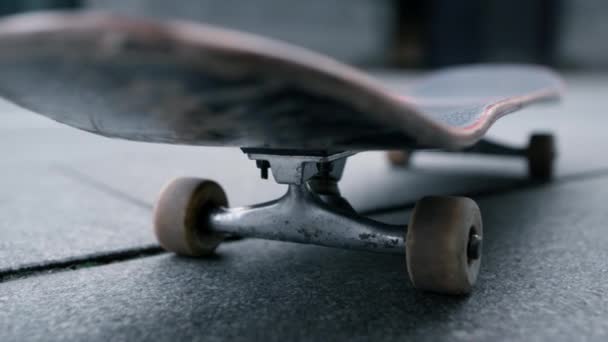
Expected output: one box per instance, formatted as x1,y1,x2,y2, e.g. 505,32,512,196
0,12,564,151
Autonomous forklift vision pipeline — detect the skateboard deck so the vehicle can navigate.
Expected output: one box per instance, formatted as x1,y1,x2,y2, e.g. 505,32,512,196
0,11,563,151
0,11,566,295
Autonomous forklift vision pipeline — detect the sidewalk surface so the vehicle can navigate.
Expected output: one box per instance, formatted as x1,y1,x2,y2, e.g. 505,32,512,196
1,72,608,341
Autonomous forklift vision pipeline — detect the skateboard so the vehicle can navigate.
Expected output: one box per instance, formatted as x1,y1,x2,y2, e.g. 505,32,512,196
0,11,563,295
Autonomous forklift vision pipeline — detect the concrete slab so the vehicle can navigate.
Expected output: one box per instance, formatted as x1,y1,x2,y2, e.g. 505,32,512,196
0,164,155,273
0,101,160,272
2,175,608,341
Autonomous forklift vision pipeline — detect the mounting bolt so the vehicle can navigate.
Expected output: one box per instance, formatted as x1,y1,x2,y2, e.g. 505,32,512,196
467,233,482,260
316,162,334,178
256,160,270,180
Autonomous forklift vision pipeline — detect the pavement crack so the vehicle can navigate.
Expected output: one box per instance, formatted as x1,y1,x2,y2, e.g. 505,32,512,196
52,163,153,211
0,246,165,283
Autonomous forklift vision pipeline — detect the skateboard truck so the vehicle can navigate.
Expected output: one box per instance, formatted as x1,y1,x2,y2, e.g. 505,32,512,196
154,151,483,295
388,133,557,181
222,151,405,253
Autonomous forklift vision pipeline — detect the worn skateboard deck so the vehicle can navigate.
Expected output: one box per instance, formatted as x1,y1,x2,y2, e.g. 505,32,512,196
0,11,564,151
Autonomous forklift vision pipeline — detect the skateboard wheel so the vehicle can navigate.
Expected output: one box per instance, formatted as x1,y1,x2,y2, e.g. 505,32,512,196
406,196,482,295
527,133,556,181
153,177,227,256
387,150,412,167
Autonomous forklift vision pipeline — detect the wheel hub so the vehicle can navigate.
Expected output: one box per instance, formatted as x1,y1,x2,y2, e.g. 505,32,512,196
467,233,482,261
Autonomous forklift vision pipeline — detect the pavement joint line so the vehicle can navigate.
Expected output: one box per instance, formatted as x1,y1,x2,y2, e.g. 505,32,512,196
0,245,165,284
362,167,608,216
52,162,608,217
0,236,246,284
52,163,154,211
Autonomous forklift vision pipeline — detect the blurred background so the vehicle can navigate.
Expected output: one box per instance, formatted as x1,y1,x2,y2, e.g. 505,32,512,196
0,0,606,69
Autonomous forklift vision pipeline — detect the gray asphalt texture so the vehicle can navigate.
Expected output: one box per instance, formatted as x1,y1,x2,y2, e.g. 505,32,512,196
1,73,608,341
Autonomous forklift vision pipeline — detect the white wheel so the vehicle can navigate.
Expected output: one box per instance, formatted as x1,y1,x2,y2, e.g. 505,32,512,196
387,150,412,167
527,133,556,181
153,177,228,256
406,196,482,295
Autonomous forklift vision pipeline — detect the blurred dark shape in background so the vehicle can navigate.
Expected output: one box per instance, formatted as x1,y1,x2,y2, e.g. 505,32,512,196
395,0,558,68
0,0,81,14
1,0,606,69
